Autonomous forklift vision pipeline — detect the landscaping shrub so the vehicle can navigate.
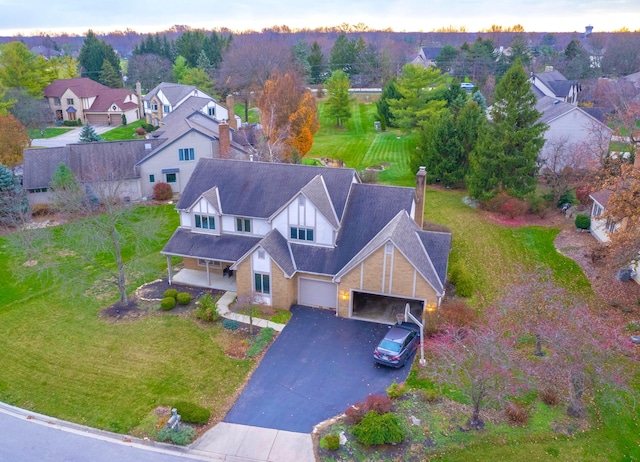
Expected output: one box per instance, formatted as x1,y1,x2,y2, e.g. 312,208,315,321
163,289,178,300
157,425,196,445
195,293,219,322
497,196,528,218
176,292,191,305
527,194,552,218
539,387,560,406
63,120,79,126
351,411,405,445
172,401,211,424
246,327,275,358
153,182,173,201
160,297,176,311
386,381,406,399
320,434,340,450
557,190,576,207
448,263,474,298
345,404,367,425
135,126,146,136
222,319,240,330
575,214,591,230
144,123,156,132
364,394,393,415
575,185,591,205
440,300,477,327
419,388,441,403
504,402,530,426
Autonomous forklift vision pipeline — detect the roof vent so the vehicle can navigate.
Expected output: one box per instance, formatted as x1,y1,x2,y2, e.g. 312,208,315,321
145,143,152,150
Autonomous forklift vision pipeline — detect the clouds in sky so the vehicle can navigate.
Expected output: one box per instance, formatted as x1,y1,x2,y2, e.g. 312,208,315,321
0,0,637,35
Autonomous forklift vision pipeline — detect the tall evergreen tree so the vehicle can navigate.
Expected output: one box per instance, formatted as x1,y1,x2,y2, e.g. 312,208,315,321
329,34,357,75
307,41,324,84
0,164,28,226
376,78,400,129
79,30,121,84
466,60,547,200
325,70,352,127
99,60,122,88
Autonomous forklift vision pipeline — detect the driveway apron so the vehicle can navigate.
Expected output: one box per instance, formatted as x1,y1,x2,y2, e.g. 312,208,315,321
224,305,414,432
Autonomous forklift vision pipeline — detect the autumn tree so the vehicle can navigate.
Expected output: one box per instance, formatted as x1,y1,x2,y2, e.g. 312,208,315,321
466,60,547,200
0,114,30,167
324,70,352,127
257,71,319,162
388,64,446,133
48,55,80,80
0,41,55,97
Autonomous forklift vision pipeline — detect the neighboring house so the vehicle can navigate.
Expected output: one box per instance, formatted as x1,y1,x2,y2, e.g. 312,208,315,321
143,82,241,129
161,160,451,323
22,139,165,205
531,69,580,105
43,78,142,126
411,47,442,68
535,95,613,171
136,97,251,197
588,189,617,243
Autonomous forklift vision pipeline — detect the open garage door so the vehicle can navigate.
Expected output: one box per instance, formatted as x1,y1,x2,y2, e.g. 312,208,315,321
352,291,424,324
298,278,338,309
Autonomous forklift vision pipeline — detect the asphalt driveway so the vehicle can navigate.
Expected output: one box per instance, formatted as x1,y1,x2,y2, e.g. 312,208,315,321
224,305,415,433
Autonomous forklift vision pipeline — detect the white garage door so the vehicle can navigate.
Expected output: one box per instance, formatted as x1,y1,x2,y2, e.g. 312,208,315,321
298,278,338,309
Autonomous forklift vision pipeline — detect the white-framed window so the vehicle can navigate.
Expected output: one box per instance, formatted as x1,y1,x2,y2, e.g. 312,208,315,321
165,173,177,183
54,97,61,106
149,174,155,183
290,226,314,241
163,105,170,113
194,214,215,230
236,217,251,233
152,103,158,111
145,101,150,109
606,217,616,233
66,98,74,105
198,259,221,268
254,273,270,294
592,203,603,217
208,107,215,116
179,148,195,161
258,249,266,260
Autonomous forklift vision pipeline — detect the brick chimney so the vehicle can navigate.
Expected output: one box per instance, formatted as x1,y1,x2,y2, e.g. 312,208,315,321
219,121,230,159
414,166,427,229
226,94,237,130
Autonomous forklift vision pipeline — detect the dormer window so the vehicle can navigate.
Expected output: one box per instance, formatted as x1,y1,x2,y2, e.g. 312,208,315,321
236,217,251,233
195,214,215,230
208,107,215,116
290,226,314,241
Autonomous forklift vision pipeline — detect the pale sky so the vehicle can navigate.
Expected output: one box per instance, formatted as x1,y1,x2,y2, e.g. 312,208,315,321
0,0,637,36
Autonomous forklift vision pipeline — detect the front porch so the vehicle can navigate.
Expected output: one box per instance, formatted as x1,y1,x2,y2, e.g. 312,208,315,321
170,268,237,292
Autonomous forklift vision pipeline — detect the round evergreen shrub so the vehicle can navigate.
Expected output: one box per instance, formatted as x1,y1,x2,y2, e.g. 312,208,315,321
172,401,211,424
176,292,191,305
154,182,173,201
320,434,340,450
163,289,178,300
157,426,196,445
351,411,405,446
160,297,176,311
575,214,591,230
222,319,240,330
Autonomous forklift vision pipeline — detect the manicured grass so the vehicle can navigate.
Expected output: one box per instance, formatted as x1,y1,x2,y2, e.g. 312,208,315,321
0,204,253,433
27,127,73,139
100,119,146,141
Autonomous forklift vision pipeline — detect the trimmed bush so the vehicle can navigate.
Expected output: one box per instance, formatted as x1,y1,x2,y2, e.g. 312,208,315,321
504,402,530,426
222,319,240,330
575,214,591,230
352,411,405,445
63,120,79,126
176,292,191,305
364,394,392,415
449,263,474,298
135,126,146,136
386,381,406,399
163,289,178,300
144,123,156,132
320,434,340,450
195,293,219,322
172,401,211,424
160,297,176,311
157,426,196,445
153,182,173,201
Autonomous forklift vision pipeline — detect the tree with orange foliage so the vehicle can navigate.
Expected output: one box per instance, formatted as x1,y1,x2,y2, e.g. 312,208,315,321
0,114,30,168
257,71,319,162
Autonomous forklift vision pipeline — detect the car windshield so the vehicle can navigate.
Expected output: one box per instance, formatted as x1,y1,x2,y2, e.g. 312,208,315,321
379,339,402,353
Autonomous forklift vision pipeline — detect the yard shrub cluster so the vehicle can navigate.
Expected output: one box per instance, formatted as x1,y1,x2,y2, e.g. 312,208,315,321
222,319,240,330
320,433,340,450
157,425,196,445
504,401,530,426
153,182,173,201
574,214,590,230
246,327,275,358
172,401,211,424
195,293,219,322
135,126,146,136
345,393,393,425
164,289,178,299
160,297,176,311
485,192,528,218
63,120,82,126
448,262,474,297
176,292,191,305
386,381,406,399
351,411,405,445
439,300,477,327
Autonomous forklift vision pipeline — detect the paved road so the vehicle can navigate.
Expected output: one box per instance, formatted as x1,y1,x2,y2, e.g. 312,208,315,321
31,125,113,148
224,305,414,432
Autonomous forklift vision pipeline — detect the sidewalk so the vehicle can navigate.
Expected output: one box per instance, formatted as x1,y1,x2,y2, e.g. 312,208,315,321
216,291,286,332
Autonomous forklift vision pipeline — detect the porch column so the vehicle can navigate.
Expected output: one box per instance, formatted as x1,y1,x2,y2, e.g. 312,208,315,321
167,256,173,285
206,261,211,286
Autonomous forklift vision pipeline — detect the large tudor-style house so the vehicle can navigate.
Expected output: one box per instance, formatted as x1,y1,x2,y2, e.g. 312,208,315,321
162,159,451,322
43,78,143,126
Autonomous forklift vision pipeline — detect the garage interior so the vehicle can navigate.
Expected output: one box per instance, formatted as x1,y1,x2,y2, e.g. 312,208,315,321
351,292,424,325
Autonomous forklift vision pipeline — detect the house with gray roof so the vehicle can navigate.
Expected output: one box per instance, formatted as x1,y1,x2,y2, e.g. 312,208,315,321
162,159,451,323
535,95,612,171
143,82,241,129
530,69,580,105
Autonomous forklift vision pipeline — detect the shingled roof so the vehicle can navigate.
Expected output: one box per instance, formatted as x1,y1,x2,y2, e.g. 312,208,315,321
143,82,214,105
44,78,108,98
533,71,577,98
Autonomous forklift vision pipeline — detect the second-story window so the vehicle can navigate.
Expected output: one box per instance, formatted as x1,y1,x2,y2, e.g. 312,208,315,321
179,148,195,161
163,105,170,113
208,107,215,116
290,227,314,241
66,98,74,105
195,214,215,230
236,217,251,233
54,97,61,106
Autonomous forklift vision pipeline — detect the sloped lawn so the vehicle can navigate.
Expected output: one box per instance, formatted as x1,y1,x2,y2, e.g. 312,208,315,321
0,204,253,433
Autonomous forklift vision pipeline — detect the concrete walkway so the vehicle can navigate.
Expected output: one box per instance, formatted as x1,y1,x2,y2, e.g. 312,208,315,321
31,125,114,148
216,291,286,332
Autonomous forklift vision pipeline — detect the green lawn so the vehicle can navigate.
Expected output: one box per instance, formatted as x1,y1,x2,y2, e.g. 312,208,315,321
0,204,253,433
27,127,73,139
100,119,146,141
